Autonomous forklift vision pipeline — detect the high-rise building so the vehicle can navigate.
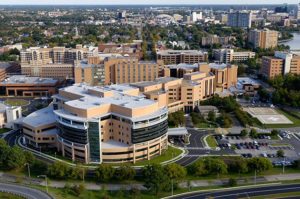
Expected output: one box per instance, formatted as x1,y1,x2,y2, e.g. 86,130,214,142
297,3,300,19
20,45,98,81
213,49,255,64
74,57,164,86
248,29,278,49
227,11,252,28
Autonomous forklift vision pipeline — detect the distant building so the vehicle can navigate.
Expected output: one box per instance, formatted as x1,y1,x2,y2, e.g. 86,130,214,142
248,29,278,49
98,42,142,59
213,49,255,64
201,35,234,46
0,75,58,97
191,11,202,22
157,50,208,65
275,4,288,13
261,51,300,79
118,11,126,19
20,45,98,81
297,3,300,20
227,11,252,28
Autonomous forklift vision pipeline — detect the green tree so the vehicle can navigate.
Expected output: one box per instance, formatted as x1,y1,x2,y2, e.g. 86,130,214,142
228,178,237,187
207,111,216,122
204,158,228,175
277,150,285,158
47,161,69,179
240,129,248,137
114,164,136,181
187,159,207,177
271,129,279,137
6,146,26,170
249,129,258,138
0,139,10,168
247,157,272,173
95,164,115,182
72,184,85,196
164,163,186,181
143,164,170,195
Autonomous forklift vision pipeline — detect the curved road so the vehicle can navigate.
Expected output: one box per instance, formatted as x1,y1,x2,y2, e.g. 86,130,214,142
171,183,300,199
0,183,52,199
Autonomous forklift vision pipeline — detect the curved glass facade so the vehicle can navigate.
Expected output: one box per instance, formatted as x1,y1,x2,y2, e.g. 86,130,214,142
57,123,88,144
131,120,168,144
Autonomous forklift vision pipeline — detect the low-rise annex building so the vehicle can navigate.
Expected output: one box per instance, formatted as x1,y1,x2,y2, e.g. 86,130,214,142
22,84,168,164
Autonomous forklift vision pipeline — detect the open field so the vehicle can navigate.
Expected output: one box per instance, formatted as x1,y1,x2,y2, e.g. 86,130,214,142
4,99,29,107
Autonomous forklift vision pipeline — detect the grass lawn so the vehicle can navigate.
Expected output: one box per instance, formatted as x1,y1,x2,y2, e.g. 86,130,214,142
5,99,29,106
0,128,10,134
206,135,217,148
0,192,24,199
247,191,300,199
195,122,217,129
133,146,183,166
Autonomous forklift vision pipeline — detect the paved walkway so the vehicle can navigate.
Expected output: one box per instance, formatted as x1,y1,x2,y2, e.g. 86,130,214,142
0,182,52,199
1,172,300,192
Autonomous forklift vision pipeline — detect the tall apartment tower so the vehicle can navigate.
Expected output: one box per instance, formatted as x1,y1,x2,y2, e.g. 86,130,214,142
248,29,278,49
227,11,252,28
297,3,300,19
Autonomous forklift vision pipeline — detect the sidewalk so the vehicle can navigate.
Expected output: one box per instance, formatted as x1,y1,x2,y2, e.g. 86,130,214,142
1,171,300,191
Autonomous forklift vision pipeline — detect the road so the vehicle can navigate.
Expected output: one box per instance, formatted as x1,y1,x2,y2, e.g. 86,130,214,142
0,182,52,199
3,130,20,146
175,129,210,166
171,183,300,199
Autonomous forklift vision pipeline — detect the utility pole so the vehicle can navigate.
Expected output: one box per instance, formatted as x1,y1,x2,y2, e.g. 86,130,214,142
254,169,257,185
171,179,174,196
38,175,48,193
24,163,31,183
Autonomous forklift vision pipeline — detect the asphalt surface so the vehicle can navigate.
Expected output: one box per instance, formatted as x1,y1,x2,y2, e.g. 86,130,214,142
171,183,300,199
0,183,52,199
3,130,20,146
175,129,210,166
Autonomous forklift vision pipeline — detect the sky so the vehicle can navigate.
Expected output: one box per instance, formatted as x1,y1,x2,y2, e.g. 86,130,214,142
0,0,299,5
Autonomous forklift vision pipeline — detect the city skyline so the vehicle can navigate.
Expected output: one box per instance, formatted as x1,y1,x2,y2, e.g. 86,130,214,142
0,0,300,5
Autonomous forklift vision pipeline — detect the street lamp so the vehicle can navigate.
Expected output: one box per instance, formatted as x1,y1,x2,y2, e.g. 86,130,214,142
37,175,48,193
24,163,31,183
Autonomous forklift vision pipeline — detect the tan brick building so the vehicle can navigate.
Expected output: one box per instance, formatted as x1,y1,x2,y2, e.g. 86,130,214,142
23,84,168,164
74,57,164,85
261,51,300,79
20,45,98,81
248,29,278,49
157,50,208,65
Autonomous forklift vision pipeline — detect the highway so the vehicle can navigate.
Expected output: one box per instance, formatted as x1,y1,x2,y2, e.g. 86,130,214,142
171,183,300,199
0,183,52,199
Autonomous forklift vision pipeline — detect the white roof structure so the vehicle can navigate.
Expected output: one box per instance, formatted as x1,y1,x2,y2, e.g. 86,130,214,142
168,127,189,136
23,106,56,127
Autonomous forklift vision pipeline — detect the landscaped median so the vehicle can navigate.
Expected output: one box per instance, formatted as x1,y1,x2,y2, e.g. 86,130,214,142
203,134,218,149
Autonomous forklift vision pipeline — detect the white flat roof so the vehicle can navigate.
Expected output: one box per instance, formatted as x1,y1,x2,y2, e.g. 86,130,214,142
23,106,56,127
168,127,189,136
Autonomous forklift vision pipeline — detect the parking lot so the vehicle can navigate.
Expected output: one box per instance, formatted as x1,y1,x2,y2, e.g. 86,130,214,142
214,133,300,165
